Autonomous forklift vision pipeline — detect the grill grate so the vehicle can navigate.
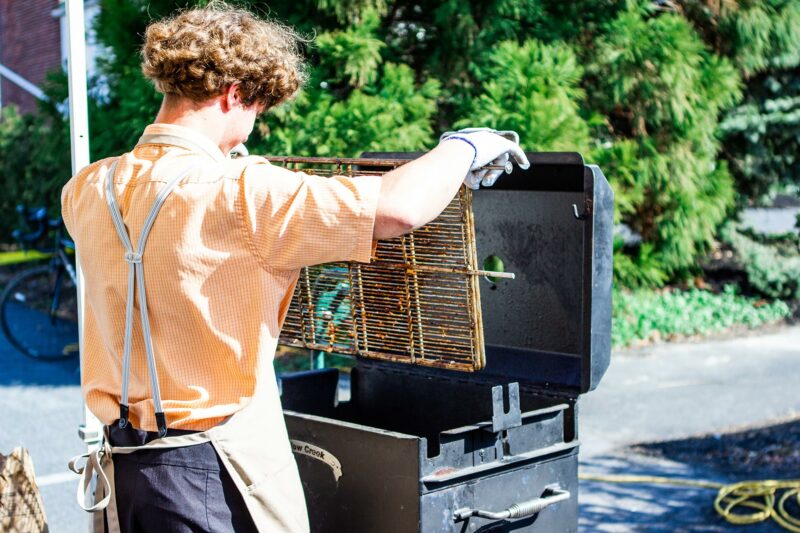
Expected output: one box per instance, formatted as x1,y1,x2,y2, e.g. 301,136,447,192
272,156,485,371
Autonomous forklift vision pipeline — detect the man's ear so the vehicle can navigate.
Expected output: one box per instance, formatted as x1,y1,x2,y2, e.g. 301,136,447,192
223,83,242,112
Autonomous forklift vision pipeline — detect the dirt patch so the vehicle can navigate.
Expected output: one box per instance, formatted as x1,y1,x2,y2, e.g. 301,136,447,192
632,417,800,480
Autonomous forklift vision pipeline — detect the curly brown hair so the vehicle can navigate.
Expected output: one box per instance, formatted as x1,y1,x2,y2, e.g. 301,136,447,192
141,2,306,108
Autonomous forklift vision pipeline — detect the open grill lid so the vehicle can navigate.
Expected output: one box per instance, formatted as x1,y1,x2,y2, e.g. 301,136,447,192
471,152,612,394
361,152,613,394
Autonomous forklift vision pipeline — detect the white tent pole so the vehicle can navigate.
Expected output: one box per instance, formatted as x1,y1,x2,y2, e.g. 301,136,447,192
65,0,102,471
65,0,89,172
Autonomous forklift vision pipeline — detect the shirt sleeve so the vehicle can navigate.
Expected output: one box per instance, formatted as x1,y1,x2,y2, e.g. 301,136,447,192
239,160,381,271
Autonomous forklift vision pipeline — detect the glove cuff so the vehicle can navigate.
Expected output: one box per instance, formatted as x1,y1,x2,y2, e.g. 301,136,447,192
441,135,477,168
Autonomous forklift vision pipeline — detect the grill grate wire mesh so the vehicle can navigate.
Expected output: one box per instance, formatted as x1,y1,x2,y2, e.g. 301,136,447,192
271,156,485,371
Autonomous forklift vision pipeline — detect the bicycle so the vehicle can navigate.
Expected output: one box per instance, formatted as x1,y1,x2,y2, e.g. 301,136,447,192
0,205,79,360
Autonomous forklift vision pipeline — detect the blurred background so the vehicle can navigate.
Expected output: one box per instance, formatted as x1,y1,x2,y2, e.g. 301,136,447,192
2,0,799,346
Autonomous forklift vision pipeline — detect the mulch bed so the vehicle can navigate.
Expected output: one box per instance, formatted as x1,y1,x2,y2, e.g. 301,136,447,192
632,418,800,480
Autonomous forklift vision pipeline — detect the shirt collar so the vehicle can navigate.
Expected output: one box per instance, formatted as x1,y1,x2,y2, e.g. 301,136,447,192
138,123,228,163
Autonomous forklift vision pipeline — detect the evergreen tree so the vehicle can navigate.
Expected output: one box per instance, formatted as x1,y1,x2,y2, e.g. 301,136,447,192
678,0,800,204
2,0,800,291
587,7,742,285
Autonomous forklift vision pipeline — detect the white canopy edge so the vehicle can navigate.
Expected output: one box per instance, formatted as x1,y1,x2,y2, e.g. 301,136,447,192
65,0,103,463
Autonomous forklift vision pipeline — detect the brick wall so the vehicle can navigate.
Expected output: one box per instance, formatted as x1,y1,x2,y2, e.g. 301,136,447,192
0,0,61,114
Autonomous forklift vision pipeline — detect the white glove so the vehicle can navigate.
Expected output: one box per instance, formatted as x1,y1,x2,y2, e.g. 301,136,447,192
440,128,530,189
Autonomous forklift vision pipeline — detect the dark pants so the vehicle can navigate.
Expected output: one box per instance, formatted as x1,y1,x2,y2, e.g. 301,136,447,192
105,423,257,533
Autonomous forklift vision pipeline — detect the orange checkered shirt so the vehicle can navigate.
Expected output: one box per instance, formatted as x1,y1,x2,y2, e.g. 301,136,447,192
61,124,379,432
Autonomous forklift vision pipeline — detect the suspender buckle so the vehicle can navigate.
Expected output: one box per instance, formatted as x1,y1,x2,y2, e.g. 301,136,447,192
155,412,168,439
124,252,142,264
118,405,129,428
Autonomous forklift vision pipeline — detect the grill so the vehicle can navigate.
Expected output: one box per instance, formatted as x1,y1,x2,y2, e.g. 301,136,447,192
278,152,613,532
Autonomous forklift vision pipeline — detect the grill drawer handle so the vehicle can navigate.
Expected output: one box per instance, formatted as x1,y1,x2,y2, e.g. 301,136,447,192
453,488,570,521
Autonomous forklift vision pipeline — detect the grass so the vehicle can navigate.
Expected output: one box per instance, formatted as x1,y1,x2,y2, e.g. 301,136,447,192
612,285,792,349
0,249,52,267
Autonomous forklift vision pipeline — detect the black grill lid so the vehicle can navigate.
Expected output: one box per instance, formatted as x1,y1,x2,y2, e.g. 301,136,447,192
361,152,613,394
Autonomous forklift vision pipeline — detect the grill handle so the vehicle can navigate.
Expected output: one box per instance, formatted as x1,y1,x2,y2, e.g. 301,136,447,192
453,487,570,521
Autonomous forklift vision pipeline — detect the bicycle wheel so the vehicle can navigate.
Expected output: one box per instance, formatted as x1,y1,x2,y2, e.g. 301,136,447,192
0,264,79,359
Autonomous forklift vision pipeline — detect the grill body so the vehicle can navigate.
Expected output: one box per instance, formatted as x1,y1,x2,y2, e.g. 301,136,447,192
279,153,613,532
283,363,579,532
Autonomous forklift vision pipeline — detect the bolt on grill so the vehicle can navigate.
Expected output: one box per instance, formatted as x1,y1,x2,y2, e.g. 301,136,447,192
272,155,496,371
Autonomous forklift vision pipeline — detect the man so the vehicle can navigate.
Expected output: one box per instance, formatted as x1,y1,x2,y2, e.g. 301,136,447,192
63,3,528,532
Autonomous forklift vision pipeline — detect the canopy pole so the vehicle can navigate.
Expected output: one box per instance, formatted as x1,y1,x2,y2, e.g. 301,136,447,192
65,0,102,478
65,0,90,172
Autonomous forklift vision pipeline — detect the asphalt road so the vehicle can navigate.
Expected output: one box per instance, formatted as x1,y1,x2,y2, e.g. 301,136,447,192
2,327,799,532
578,327,800,532
0,335,85,532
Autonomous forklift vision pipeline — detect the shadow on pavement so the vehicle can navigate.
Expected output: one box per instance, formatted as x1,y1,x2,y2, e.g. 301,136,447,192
579,453,734,532
0,334,80,386
633,418,800,481
579,433,793,532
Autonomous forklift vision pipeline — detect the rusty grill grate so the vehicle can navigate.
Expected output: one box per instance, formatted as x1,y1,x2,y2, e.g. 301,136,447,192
271,155,486,371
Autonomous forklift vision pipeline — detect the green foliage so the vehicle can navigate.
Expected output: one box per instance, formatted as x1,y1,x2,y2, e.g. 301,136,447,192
2,0,800,298
722,225,800,300
720,69,800,203
612,286,791,348
0,76,71,237
251,63,440,156
315,9,385,88
678,0,800,205
457,40,591,153
589,8,742,284
315,0,387,24
611,242,669,288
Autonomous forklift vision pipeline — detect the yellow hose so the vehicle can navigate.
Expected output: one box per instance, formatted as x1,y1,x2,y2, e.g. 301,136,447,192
579,473,800,532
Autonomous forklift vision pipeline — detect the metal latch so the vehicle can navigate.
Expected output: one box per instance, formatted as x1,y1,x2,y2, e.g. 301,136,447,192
453,486,570,522
491,382,522,433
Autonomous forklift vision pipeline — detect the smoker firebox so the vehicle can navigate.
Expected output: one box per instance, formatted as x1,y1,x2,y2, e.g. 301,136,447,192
280,152,613,532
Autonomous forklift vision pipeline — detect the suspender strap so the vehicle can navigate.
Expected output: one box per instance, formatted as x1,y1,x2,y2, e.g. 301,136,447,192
104,159,196,438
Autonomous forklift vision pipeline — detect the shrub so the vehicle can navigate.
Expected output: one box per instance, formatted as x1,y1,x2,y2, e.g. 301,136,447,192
0,102,70,238
612,285,791,349
722,226,800,301
588,9,741,286
457,39,591,153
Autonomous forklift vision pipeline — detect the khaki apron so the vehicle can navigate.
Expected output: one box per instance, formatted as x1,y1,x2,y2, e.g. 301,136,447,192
68,139,310,533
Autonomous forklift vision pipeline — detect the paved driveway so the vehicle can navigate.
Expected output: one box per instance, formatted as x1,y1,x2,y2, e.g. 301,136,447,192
2,326,799,532
579,327,800,532
0,335,85,532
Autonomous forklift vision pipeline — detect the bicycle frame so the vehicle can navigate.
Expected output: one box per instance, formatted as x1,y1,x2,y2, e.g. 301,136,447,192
48,248,77,326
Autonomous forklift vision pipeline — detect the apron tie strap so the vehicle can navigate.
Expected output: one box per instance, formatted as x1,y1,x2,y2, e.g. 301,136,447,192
68,442,113,513
136,133,226,163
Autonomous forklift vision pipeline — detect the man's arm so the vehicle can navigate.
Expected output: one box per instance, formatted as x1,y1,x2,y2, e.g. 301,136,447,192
374,141,473,240
374,131,529,240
